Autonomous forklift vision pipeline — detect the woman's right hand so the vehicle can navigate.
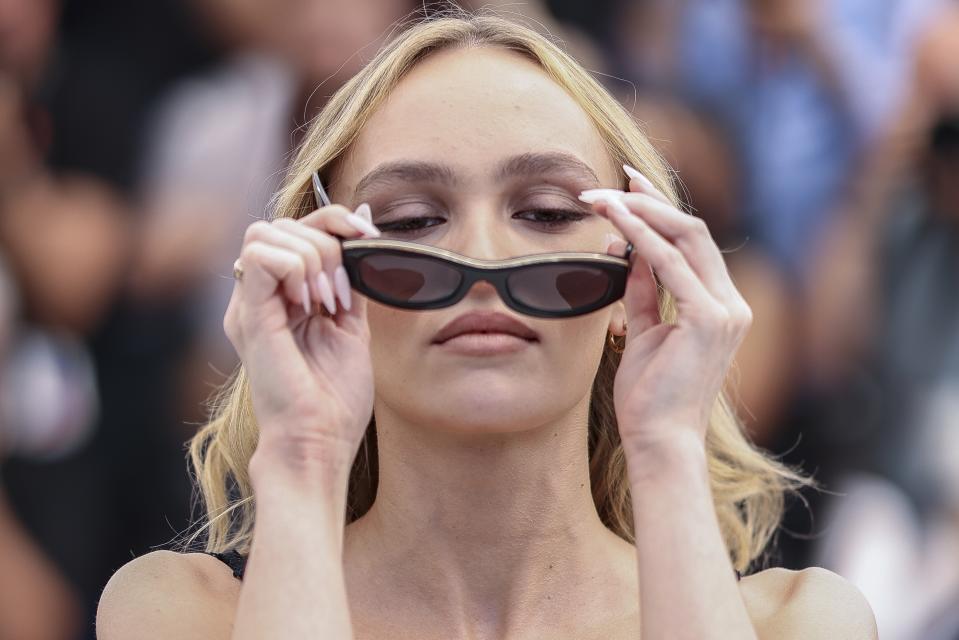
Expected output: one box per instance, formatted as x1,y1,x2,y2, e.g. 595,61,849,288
223,201,381,480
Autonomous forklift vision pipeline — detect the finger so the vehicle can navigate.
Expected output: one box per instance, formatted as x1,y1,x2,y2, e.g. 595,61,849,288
272,217,349,315
604,233,659,331
583,189,737,304
244,221,321,312
604,233,629,258
617,193,737,303
296,203,381,239
286,204,381,314
331,281,369,336
600,197,720,323
237,241,308,314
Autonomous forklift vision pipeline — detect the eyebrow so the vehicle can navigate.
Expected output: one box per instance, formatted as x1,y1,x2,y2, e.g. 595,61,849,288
351,151,602,203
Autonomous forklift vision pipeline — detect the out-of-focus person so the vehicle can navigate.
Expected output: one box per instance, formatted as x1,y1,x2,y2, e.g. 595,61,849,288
0,0,125,490
0,77,126,456
612,0,946,284
1,1,219,637
795,5,959,638
0,241,84,639
812,109,959,640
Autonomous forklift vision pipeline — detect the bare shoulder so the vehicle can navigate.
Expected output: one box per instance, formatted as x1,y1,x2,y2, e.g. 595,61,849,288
96,550,240,640
740,566,878,640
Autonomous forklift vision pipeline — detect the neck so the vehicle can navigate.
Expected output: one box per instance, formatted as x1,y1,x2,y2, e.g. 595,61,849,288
342,399,638,638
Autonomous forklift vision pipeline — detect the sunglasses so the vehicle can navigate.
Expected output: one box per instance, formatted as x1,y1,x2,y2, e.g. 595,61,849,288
311,171,635,319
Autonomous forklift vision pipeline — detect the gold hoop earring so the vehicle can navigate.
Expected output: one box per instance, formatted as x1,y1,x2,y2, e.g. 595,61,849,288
607,324,627,354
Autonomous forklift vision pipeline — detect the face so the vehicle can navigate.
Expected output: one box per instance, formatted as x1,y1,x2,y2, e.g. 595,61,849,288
330,47,628,435
0,0,57,85
260,0,415,85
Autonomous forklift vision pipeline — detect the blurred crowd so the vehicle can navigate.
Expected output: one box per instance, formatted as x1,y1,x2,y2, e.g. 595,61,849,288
1,0,957,638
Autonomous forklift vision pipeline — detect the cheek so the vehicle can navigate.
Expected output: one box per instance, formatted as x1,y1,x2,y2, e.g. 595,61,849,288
528,320,610,415
366,303,430,379
539,316,610,375
556,315,609,345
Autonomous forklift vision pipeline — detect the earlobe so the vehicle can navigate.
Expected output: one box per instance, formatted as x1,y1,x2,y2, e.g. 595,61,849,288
608,301,628,337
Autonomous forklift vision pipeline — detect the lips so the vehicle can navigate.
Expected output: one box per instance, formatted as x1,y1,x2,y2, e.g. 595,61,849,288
432,311,539,344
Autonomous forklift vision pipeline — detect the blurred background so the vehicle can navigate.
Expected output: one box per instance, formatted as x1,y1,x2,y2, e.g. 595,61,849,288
1,0,957,638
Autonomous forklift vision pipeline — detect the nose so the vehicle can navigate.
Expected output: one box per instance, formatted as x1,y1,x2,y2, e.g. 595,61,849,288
445,208,525,262
443,216,518,307
460,278,501,306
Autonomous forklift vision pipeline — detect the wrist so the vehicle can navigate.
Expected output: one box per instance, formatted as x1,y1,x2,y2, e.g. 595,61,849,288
249,430,355,500
250,443,352,552
623,432,708,488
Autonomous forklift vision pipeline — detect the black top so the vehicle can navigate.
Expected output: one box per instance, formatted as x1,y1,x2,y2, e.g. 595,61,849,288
209,549,247,580
207,550,743,583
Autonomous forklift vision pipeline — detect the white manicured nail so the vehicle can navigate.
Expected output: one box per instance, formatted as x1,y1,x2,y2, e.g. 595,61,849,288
354,202,372,222
301,282,311,314
334,265,352,311
603,232,619,250
346,212,380,237
623,163,655,187
317,272,337,314
578,188,626,204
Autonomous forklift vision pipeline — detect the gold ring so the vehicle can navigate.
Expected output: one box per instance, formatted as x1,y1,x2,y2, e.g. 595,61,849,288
233,259,244,281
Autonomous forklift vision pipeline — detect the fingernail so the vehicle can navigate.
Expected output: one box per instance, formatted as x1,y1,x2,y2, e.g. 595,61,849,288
346,212,381,237
354,202,372,222
317,271,337,315
623,163,655,187
578,188,626,204
301,281,311,314
334,265,352,311
603,232,619,250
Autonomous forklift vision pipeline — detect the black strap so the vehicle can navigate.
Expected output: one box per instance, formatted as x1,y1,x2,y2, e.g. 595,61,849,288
209,549,246,580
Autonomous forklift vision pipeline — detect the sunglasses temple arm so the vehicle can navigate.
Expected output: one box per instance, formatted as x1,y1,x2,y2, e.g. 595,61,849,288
312,171,332,208
624,242,635,272
312,170,352,246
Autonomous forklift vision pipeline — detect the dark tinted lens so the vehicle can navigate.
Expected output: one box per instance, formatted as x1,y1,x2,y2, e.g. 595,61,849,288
356,252,462,303
507,264,612,312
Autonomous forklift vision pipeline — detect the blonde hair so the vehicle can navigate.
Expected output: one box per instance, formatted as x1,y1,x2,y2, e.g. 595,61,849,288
185,9,812,574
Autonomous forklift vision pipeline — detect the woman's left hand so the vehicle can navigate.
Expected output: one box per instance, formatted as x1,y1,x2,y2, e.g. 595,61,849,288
579,166,753,455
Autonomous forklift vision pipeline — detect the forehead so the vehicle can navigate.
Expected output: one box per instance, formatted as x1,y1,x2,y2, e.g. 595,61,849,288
335,46,619,196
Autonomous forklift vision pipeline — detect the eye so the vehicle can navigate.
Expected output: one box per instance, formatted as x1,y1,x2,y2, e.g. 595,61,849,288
375,208,590,235
514,208,589,231
375,216,446,234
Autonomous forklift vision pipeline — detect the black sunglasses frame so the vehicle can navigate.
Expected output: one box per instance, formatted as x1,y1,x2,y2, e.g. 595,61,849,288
338,237,633,318
310,171,635,319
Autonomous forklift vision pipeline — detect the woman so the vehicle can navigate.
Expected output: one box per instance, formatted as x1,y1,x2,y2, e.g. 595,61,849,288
96,12,877,639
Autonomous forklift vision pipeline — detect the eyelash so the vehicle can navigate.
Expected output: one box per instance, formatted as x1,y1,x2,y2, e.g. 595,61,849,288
376,209,589,234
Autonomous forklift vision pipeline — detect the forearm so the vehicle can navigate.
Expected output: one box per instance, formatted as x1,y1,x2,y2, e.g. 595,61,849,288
231,442,354,640
627,435,757,640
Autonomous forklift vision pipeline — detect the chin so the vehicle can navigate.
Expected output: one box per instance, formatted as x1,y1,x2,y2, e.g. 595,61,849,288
413,395,557,435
